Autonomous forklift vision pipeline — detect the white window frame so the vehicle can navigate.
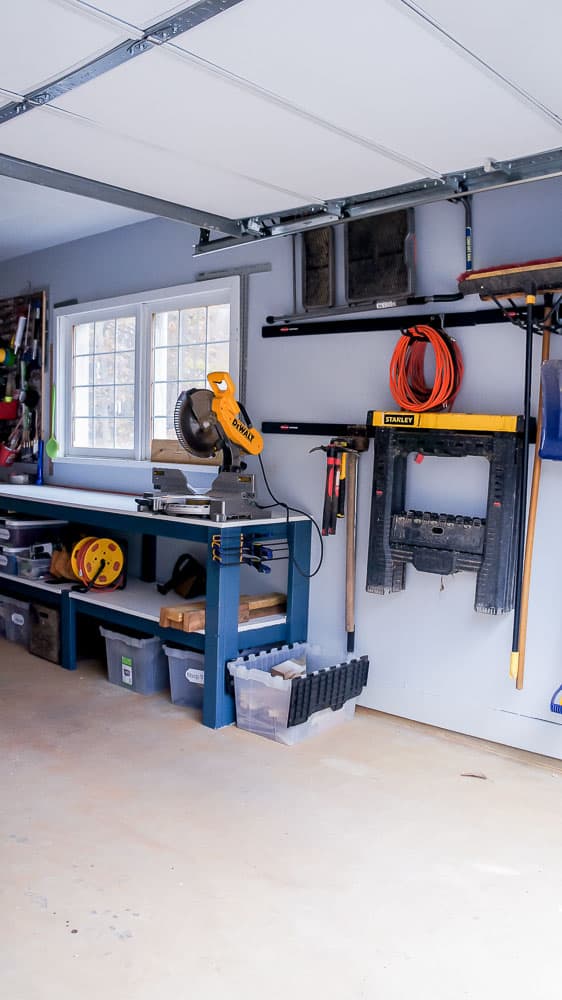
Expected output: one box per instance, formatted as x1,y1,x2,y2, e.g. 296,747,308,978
55,277,241,463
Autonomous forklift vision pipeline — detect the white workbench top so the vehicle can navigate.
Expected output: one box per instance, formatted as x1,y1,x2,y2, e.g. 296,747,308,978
0,484,307,528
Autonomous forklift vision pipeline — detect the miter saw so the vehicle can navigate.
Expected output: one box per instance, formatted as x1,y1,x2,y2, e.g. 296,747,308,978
136,372,270,521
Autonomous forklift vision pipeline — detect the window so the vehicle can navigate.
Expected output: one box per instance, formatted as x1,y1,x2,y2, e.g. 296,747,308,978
151,302,230,441
72,314,136,452
56,278,240,462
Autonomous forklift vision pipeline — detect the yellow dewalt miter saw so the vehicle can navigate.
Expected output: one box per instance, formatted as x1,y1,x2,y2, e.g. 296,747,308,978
137,372,269,521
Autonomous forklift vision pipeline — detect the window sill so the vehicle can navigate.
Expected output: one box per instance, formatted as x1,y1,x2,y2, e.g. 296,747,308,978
52,456,219,473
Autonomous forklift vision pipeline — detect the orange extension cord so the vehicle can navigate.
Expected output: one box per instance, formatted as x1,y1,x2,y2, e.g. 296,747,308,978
389,324,464,412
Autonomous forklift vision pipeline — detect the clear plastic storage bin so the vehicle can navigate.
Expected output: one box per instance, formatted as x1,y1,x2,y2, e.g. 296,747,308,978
0,545,29,575
100,627,169,695
4,597,31,646
163,645,205,709
229,643,308,675
228,662,356,745
16,555,52,580
227,643,357,745
0,517,67,547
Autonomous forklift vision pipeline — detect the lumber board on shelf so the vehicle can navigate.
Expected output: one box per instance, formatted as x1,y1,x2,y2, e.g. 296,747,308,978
160,592,286,632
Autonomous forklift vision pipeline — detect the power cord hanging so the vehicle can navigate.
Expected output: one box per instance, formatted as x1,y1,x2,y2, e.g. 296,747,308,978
256,454,324,578
389,323,464,412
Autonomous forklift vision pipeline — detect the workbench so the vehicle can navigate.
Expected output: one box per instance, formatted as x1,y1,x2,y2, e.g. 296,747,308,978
0,485,311,729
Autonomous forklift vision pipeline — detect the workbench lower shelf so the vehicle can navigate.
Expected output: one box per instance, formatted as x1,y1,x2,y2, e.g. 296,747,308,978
67,582,292,728
69,578,287,632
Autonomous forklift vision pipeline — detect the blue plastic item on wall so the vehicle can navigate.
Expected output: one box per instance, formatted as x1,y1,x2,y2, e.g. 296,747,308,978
550,684,562,715
36,440,44,485
539,360,562,460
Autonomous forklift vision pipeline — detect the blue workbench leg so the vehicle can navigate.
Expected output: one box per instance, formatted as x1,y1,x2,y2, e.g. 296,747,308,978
202,531,240,729
285,520,312,644
60,591,77,671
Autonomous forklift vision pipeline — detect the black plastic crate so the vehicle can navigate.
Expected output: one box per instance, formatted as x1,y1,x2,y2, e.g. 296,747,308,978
287,656,369,727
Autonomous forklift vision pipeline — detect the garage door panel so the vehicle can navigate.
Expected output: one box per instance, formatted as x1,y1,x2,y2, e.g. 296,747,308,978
90,2,200,29
54,46,424,204
0,0,128,98
410,0,562,118
172,0,562,172
0,108,313,217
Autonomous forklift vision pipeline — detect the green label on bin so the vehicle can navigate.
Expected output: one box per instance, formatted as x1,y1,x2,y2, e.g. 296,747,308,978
121,655,133,686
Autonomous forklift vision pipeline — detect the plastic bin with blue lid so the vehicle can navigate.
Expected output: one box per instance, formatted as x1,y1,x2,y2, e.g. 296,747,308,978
163,645,205,710
100,627,169,695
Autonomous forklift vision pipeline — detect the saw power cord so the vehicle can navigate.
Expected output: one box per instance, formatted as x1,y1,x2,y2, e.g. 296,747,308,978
389,324,464,411
256,454,324,578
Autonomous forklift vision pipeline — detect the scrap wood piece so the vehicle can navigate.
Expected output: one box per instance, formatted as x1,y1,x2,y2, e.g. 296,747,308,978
150,438,222,466
159,600,250,632
243,593,287,611
160,592,286,632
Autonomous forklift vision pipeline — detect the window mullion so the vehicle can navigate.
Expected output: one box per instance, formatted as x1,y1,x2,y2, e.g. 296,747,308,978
137,304,151,461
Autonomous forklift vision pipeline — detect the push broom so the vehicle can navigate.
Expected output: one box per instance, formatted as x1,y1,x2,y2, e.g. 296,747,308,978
459,259,562,687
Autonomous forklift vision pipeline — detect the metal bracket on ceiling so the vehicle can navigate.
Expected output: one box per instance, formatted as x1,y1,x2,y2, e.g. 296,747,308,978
0,151,242,236
0,0,245,128
193,146,562,254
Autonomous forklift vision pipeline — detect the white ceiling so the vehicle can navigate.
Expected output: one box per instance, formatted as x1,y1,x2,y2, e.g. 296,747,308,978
0,0,129,97
0,174,149,261
0,0,560,256
83,1,199,29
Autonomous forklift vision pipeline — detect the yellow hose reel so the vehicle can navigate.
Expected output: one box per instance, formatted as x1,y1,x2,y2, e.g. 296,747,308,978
71,536,125,588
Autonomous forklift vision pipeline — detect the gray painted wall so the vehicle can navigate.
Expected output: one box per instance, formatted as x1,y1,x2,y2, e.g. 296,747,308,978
1,175,562,756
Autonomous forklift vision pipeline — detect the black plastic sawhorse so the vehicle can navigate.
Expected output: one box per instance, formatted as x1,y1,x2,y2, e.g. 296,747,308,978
366,418,524,614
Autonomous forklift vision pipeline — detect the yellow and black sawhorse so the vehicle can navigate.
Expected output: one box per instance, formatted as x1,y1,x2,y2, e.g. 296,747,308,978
366,411,526,614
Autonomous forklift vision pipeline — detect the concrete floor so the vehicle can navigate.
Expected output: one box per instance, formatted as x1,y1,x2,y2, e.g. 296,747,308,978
2,642,562,1000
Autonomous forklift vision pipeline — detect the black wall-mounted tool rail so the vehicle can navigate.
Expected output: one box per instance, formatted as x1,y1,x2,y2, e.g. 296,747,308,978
261,421,367,437
262,307,510,339
262,417,536,441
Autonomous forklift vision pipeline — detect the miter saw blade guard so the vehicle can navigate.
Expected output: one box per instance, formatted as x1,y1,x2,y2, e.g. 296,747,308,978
174,387,229,464
137,373,271,520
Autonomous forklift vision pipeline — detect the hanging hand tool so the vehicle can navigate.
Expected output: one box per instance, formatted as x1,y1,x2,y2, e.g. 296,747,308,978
316,440,352,536
515,294,554,689
331,449,342,535
313,436,368,649
508,289,536,683
321,445,337,536
458,258,562,684
20,405,33,462
345,450,359,653
338,451,347,519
